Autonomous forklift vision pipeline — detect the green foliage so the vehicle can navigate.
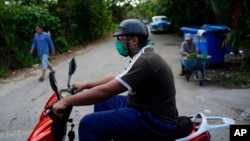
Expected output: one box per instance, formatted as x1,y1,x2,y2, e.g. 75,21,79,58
110,5,128,23
187,54,198,60
14,5,68,53
50,0,114,45
209,0,250,52
217,72,250,89
87,0,114,39
154,0,215,29
0,4,68,77
187,53,208,60
128,0,249,61
127,0,155,20
0,0,115,78
5,0,249,79
107,0,143,23
225,30,242,53
207,0,232,25
0,66,8,78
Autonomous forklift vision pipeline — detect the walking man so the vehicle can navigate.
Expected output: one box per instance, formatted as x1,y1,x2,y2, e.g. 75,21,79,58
30,25,55,82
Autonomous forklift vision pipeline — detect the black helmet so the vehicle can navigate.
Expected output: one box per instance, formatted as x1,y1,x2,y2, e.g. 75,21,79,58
113,19,149,39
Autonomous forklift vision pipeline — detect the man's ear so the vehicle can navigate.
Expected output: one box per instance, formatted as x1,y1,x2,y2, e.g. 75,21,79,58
131,37,139,45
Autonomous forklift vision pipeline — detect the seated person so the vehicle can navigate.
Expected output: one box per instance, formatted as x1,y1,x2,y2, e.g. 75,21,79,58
179,33,199,76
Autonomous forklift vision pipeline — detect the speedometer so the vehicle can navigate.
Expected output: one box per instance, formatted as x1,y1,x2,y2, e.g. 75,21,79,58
60,90,72,98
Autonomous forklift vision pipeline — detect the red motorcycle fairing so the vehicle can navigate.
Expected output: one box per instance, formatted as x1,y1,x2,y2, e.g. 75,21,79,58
27,93,57,141
27,114,54,141
189,122,211,141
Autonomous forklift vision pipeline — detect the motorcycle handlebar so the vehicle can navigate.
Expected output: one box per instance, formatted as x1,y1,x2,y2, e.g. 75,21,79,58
44,87,77,117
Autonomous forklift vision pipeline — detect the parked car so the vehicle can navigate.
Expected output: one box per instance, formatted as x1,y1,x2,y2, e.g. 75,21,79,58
149,16,172,33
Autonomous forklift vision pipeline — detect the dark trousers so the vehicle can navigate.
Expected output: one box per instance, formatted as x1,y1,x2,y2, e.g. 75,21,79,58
78,95,176,141
180,58,185,72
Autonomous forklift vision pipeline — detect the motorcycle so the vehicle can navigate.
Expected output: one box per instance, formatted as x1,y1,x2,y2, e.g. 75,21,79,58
27,58,77,141
27,57,235,141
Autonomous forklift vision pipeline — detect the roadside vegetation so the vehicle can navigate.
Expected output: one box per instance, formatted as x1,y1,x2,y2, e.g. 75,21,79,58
0,0,249,88
217,71,250,89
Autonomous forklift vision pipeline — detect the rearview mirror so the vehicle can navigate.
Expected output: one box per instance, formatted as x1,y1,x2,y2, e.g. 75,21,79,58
68,58,76,76
49,72,60,99
67,58,77,88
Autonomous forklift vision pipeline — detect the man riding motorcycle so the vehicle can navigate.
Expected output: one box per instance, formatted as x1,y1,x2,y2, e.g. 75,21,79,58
52,19,179,141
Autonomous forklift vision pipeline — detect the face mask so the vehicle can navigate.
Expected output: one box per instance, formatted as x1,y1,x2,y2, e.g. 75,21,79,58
115,41,129,57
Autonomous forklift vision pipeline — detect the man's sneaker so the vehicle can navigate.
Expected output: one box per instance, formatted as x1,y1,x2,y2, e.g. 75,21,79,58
179,71,186,76
39,77,44,82
51,70,56,74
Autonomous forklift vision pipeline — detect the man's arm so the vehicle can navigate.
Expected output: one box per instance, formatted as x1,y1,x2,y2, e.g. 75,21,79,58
180,42,188,56
72,75,116,91
30,34,37,54
194,43,199,54
180,42,199,56
52,78,127,116
46,34,55,54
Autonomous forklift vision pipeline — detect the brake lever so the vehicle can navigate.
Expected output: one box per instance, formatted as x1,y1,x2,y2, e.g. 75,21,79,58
70,87,77,94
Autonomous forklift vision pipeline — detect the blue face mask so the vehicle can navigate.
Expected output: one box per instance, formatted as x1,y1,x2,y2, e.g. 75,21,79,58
115,41,129,57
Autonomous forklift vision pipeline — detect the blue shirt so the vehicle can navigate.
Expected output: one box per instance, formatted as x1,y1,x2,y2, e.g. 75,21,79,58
31,32,55,57
180,41,199,56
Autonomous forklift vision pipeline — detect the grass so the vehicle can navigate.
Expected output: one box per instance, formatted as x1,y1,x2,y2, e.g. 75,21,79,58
211,54,250,89
216,71,250,89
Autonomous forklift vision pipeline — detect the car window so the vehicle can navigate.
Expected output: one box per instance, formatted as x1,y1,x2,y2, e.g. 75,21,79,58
155,18,160,22
152,16,167,22
161,18,167,21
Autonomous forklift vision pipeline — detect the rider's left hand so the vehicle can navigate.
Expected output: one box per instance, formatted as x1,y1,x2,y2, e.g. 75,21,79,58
52,100,67,118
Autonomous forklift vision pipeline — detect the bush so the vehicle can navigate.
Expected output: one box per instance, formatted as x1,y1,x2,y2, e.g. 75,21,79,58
0,5,68,77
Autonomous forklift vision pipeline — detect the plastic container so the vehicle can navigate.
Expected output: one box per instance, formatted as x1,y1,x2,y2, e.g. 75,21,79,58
180,24,229,63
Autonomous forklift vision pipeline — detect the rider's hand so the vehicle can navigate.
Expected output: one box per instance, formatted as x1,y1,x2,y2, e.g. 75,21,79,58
72,82,89,92
52,100,67,118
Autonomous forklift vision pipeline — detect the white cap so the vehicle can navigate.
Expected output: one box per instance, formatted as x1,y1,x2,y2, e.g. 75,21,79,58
185,33,192,40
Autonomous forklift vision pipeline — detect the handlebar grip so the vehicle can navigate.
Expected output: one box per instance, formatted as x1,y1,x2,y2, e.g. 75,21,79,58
45,109,52,115
45,108,63,116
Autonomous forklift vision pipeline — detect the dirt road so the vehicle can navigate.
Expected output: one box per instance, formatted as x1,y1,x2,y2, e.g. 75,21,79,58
0,32,249,141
